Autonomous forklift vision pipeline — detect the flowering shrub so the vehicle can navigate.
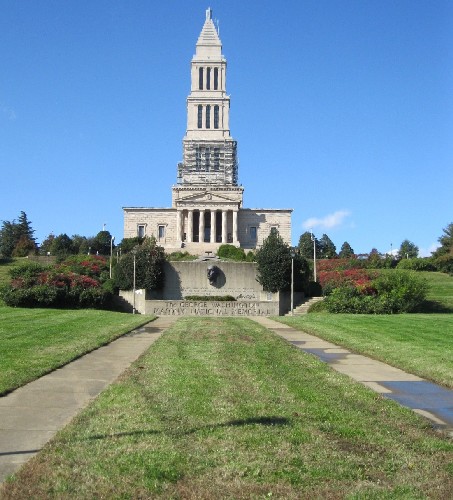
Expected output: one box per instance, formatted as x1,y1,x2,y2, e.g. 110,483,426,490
318,269,377,296
323,270,428,314
0,256,112,309
317,259,365,273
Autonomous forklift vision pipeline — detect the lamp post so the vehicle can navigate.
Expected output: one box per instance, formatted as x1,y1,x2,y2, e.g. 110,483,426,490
290,248,296,316
311,232,317,282
132,249,137,315
109,236,115,278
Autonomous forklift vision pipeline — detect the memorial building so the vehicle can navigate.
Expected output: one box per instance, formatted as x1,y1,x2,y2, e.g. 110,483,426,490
123,9,292,253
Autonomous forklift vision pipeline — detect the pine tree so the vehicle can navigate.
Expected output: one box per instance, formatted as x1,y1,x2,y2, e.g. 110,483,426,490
318,234,337,259
339,241,354,258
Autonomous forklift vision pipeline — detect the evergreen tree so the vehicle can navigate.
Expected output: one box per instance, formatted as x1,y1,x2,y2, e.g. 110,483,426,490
93,230,114,255
298,231,315,260
115,237,165,290
398,239,419,260
0,211,36,257
339,241,354,258
256,231,292,292
433,222,453,257
318,234,337,259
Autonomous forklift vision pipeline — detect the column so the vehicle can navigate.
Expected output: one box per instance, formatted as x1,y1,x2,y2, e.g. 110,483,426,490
222,210,227,243
199,209,205,243
187,210,193,243
176,210,182,243
232,210,238,245
210,210,216,243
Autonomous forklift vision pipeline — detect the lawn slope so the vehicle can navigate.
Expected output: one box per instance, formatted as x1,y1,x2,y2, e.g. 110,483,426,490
2,318,452,498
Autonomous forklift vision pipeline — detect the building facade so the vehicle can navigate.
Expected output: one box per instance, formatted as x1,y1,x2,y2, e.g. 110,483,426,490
123,9,292,253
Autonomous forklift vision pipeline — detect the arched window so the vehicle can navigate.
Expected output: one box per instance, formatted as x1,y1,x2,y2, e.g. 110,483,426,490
205,105,211,129
214,68,218,90
214,105,219,129
206,68,211,90
197,105,202,129
198,67,203,90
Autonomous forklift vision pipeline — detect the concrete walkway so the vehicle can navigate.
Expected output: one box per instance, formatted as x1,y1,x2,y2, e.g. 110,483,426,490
251,317,453,434
0,317,177,483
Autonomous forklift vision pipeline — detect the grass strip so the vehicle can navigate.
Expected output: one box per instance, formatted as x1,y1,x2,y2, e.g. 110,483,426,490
0,305,153,395
277,313,453,389
2,317,452,498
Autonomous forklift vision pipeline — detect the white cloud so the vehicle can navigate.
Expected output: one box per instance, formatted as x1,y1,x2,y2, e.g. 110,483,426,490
302,210,351,231
419,243,439,258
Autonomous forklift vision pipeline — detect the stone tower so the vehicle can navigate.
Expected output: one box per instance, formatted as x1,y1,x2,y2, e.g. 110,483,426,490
172,8,244,247
123,9,292,253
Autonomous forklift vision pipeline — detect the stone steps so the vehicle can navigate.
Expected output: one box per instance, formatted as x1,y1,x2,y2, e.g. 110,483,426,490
288,296,324,316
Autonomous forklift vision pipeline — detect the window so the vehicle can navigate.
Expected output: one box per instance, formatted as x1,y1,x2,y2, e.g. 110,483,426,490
213,148,220,170
158,225,165,240
205,105,211,129
214,68,218,89
137,225,145,238
198,67,203,90
204,147,210,171
270,226,278,235
197,105,203,129
250,226,257,240
214,105,219,129
195,147,201,170
206,67,211,90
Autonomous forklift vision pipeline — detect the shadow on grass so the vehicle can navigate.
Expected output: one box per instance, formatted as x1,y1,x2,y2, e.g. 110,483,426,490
415,300,453,314
86,416,291,442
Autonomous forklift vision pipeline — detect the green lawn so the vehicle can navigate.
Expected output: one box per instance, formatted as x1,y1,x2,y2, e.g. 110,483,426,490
0,305,153,395
278,272,453,389
423,271,453,310
2,318,451,498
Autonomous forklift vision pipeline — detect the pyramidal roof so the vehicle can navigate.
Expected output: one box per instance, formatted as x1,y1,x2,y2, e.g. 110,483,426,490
196,7,221,47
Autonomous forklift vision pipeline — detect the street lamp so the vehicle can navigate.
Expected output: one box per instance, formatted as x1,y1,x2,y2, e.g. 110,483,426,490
290,247,296,316
132,249,137,315
311,231,317,282
109,236,115,279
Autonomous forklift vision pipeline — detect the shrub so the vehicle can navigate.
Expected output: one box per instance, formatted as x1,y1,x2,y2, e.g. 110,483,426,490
397,257,437,272
324,270,428,314
435,253,453,275
217,244,246,261
245,251,256,262
166,251,197,261
255,233,292,293
317,258,365,272
318,269,377,296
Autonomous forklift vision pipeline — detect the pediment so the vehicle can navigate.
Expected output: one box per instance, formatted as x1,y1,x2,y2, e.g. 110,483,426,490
179,191,237,203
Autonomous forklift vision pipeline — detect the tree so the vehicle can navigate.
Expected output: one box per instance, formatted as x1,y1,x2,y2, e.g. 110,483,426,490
115,237,165,290
51,234,73,258
398,239,419,260
39,234,55,255
93,230,113,255
433,222,453,257
71,235,89,255
318,234,337,259
339,241,354,258
298,231,315,260
256,231,292,292
0,212,36,257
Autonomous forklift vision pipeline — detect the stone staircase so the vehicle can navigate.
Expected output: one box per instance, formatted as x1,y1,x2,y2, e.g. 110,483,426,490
288,296,324,316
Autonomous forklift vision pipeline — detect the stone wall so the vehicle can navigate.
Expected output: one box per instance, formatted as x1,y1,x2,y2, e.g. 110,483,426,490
148,261,263,300
123,208,177,246
238,209,292,248
145,300,279,317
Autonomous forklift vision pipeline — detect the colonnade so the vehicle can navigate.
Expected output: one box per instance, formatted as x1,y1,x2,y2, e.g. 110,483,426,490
176,208,237,244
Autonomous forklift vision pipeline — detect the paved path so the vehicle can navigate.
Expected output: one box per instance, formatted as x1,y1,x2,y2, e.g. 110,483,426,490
251,317,453,434
0,317,177,483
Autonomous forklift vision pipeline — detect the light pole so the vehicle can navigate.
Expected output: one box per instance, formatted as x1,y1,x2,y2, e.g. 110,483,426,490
311,232,317,282
290,248,296,316
109,236,115,278
132,249,137,315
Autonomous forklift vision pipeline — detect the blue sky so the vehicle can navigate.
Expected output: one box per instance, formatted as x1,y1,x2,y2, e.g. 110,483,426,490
1,1,452,256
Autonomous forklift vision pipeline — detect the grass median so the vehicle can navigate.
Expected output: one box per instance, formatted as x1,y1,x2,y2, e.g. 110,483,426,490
0,305,154,395
2,317,452,498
